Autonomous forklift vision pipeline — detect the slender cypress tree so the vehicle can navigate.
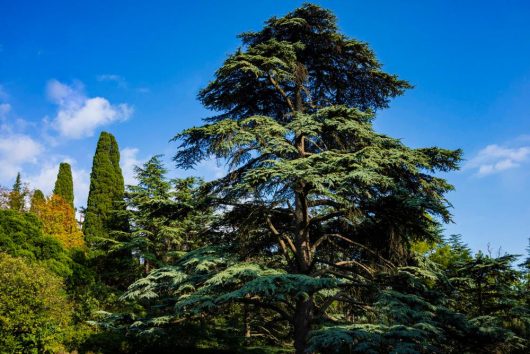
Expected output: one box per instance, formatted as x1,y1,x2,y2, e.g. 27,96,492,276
53,162,74,209
30,189,45,213
83,132,126,245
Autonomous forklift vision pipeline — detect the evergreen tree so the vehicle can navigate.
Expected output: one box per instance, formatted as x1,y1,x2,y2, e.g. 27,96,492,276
8,172,25,211
53,162,74,209
30,189,45,213
122,155,212,273
83,132,126,245
124,4,461,353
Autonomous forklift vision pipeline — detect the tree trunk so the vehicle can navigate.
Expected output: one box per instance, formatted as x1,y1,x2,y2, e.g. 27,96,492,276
293,77,313,354
243,304,251,338
294,297,313,354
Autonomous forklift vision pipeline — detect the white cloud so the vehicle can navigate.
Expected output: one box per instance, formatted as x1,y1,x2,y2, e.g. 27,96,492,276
47,79,133,139
121,147,143,186
466,144,530,176
0,134,43,182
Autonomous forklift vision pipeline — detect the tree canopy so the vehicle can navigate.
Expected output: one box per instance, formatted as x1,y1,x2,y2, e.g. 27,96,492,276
167,4,461,353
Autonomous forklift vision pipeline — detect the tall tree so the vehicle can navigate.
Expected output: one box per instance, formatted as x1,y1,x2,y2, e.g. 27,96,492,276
125,4,461,353
8,172,25,211
83,132,126,245
53,162,74,209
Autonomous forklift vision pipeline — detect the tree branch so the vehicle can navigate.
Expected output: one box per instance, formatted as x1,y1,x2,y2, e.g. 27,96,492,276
312,233,395,269
268,73,295,113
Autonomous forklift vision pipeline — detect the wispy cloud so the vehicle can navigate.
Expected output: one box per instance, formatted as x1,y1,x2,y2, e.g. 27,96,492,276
47,79,133,139
466,143,530,176
96,74,128,89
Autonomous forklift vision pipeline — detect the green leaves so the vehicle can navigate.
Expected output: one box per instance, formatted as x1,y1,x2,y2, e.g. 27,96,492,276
0,253,73,353
53,162,75,209
84,131,127,245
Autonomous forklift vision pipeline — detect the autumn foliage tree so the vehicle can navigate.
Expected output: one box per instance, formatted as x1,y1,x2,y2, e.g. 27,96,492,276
32,194,84,250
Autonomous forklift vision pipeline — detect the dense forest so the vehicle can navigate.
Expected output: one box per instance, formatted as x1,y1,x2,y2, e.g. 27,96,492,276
1,4,530,354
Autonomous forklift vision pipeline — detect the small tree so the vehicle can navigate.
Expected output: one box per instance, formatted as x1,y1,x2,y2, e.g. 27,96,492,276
30,189,46,213
33,194,85,250
122,155,212,273
8,173,28,211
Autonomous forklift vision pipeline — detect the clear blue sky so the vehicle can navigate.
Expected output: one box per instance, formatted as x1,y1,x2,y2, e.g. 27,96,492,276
1,0,530,256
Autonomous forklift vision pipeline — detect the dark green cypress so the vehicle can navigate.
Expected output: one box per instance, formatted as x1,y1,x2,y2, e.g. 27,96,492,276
30,189,45,213
53,162,74,209
83,132,126,244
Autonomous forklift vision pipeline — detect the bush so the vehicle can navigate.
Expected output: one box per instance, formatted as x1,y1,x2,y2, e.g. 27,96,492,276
0,253,74,353
0,209,72,276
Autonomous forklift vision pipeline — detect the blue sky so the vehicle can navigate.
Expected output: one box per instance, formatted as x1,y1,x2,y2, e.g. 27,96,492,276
1,0,530,255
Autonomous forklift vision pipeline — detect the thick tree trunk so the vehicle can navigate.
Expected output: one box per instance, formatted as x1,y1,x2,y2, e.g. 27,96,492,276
294,297,313,354
293,78,313,354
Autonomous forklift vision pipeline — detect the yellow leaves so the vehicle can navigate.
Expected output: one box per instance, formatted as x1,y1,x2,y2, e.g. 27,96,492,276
32,194,85,250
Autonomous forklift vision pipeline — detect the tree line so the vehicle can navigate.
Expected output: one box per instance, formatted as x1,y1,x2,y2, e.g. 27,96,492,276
0,4,529,354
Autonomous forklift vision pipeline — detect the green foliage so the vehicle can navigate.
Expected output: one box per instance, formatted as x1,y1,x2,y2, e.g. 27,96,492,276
308,257,526,353
83,131,127,245
0,253,73,353
120,155,214,272
30,189,45,213
1,4,528,354
8,172,27,211
171,3,461,353
0,209,72,276
53,162,75,209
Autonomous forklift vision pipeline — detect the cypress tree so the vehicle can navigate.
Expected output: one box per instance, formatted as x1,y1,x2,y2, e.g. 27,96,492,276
83,131,126,245
30,189,45,213
53,162,74,209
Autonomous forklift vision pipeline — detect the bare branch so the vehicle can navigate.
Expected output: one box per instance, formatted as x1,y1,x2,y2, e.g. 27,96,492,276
267,216,297,255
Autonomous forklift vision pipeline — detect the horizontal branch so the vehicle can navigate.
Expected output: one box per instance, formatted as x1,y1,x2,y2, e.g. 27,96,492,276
312,233,395,269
